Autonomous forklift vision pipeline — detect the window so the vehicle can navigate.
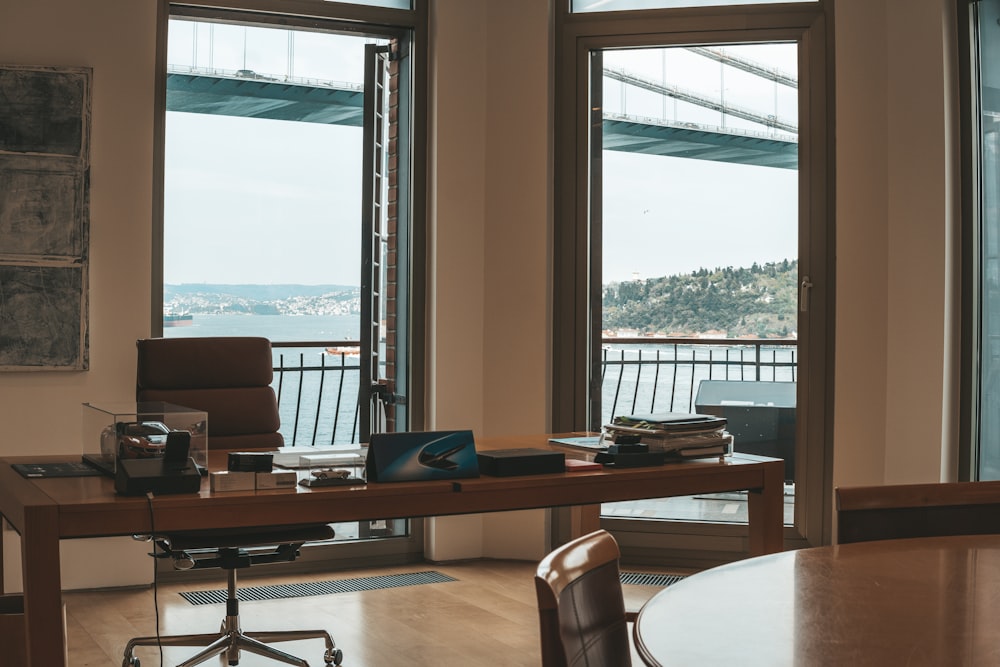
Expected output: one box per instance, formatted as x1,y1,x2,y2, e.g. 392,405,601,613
157,2,424,446
961,0,1000,480
554,2,833,559
598,42,799,526
154,0,427,561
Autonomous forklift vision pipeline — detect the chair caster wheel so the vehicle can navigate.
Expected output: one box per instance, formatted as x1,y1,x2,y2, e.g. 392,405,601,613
123,658,139,667
325,647,344,665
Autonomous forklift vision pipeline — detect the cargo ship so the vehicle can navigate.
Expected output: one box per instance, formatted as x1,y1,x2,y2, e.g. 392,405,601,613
163,313,194,327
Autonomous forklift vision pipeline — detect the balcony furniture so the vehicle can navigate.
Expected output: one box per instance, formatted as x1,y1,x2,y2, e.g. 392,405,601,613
836,479,1000,544
125,336,340,667
535,529,634,667
633,534,1000,666
0,433,783,665
694,380,796,481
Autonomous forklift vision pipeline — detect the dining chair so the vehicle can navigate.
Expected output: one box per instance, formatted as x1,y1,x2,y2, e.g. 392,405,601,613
122,336,342,667
836,479,1000,544
534,529,635,667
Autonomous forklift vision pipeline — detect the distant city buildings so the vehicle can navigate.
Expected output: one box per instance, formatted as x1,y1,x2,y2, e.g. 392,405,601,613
163,286,361,317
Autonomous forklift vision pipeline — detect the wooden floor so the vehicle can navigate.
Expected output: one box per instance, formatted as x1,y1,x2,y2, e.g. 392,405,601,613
63,559,669,666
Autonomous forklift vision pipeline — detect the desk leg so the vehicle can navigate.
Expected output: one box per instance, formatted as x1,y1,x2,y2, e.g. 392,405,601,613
746,459,784,556
22,505,66,666
568,505,602,538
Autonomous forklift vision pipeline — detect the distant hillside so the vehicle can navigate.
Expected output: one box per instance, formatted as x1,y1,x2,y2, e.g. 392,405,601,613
164,284,360,317
603,259,797,338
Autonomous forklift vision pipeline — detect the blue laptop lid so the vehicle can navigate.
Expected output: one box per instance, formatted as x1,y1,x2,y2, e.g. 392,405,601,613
366,430,479,482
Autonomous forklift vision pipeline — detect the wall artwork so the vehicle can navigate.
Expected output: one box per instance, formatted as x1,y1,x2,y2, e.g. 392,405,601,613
0,65,91,371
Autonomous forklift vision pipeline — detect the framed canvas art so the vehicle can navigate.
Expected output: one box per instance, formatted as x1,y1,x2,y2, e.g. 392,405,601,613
0,65,91,371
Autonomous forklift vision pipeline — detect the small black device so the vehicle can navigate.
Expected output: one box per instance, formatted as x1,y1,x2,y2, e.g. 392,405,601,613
115,428,200,495
163,431,192,469
593,450,666,468
227,451,274,472
476,448,566,477
608,433,642,445
114,457,201,496
607,442,648,455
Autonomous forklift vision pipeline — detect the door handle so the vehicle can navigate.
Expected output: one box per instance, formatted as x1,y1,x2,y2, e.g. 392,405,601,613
800,276,814,312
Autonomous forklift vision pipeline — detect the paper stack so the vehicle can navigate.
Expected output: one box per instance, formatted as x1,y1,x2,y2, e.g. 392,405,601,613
603,412,733,459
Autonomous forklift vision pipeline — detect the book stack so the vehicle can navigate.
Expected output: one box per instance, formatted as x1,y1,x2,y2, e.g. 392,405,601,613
603,412,733,459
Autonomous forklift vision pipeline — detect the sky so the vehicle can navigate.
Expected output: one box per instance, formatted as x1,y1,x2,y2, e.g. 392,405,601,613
601,44,798,282
163,20,799,286
164,21,373,285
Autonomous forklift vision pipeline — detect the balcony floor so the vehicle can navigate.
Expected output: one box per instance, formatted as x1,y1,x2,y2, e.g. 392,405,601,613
602,486,796,525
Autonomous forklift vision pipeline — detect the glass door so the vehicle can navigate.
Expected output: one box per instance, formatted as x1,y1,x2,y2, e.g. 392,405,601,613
595,43,799,528
159,5,421,557
587,39,827,560
361,42,390,440
970,0,1000,480
553,0,831,561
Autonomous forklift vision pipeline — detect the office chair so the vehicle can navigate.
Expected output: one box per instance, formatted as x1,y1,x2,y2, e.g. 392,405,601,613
534,529,635,667
122,336,342,667
836,480,1000,544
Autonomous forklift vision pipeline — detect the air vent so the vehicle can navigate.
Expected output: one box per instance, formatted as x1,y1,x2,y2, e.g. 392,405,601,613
619,572,686,587
181,570,456,605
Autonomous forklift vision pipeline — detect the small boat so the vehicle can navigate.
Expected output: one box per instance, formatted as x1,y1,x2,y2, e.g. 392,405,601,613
325,346,360,357
163,313,193,327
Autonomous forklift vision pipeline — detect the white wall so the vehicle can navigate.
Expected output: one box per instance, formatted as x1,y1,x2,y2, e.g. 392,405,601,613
832,0,960,491
426,0,552,561
0,0,158,591
0,0,966,582
0,2,157,451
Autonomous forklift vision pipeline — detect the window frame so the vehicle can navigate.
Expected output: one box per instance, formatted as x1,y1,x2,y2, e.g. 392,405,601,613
151,0,428,566
959,0,979,480
152,0,427,432
959,0,999,481
552,1,836,554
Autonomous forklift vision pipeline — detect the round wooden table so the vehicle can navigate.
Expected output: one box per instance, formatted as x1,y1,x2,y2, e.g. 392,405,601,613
634,534,1000,666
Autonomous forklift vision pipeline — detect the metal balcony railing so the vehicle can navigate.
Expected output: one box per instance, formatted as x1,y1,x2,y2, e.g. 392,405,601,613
599,337,798,425
271,338,799,446
271,341,363,447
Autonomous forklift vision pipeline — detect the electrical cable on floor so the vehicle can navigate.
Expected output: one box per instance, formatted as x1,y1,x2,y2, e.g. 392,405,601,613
145,491,164,667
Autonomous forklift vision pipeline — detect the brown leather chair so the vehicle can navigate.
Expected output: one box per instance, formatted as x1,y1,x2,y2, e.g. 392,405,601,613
836,480,1000,544
136,336,283,450
123,336,342,667
535,529,635,667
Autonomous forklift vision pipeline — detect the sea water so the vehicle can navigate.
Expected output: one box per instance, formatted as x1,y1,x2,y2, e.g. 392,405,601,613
162,313,799,442
163,313,363,446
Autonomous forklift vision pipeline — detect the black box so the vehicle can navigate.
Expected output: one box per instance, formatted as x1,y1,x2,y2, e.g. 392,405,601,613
227,451,274,472
477,448,565,477
115,458,202,496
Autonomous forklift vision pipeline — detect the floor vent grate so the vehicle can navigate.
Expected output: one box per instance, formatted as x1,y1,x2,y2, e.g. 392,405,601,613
620,572,686,587
180,570,457,605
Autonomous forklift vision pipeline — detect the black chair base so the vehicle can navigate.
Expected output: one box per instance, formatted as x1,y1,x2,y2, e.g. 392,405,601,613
122,565,342,667
123,625,341,667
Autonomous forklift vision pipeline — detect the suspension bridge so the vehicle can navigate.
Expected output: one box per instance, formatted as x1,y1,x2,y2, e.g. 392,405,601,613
166,46,797,169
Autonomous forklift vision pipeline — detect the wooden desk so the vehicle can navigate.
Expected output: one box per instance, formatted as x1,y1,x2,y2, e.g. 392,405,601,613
634,534,1000,667
0,433,783,666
